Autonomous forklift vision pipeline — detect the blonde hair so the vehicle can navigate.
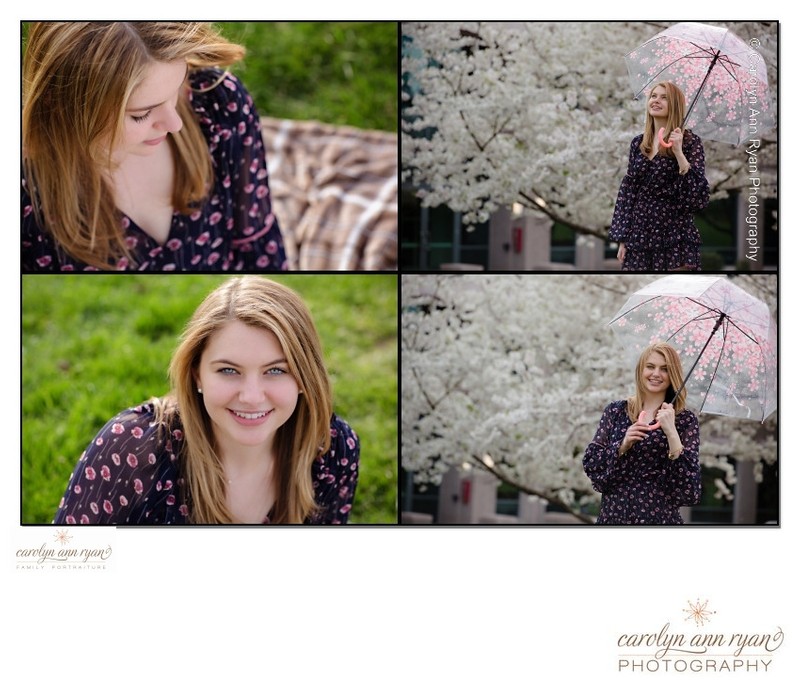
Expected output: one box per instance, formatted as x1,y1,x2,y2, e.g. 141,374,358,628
22,22,245,269
626,342,687,423
640,81,688,159
160,276,333,524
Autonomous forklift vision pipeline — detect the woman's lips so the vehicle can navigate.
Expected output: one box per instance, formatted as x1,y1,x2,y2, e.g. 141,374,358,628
143,135,167,146
228,408,274,426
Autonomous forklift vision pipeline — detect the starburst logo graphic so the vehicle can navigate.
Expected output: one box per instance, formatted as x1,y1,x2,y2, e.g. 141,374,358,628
683,598,716,627
54,529,73,546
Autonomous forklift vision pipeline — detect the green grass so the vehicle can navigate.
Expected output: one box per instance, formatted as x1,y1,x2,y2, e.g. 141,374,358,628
21,22,398,132
216,22,398,131
22,274,398,525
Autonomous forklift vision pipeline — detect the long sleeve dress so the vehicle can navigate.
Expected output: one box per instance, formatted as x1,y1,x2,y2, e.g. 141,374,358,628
583,400,701,525
609,133,710,271
53,402,359,525
22,68,287,272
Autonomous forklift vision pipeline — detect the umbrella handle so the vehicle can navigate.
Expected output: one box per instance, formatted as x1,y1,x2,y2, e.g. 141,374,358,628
658,127,673,149
638,411,661,431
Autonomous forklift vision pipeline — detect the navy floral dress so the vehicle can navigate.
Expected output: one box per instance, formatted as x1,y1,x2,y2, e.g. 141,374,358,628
53,402,359,525
22,68,287,272
609,133,710,271
583,400,702,525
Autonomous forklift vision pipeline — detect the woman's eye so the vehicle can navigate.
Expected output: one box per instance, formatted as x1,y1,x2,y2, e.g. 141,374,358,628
218,367,238,375
266,367,286,376
131,111,151,123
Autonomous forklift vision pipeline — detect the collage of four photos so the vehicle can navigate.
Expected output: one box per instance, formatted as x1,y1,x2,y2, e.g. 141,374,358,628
21,20,778,528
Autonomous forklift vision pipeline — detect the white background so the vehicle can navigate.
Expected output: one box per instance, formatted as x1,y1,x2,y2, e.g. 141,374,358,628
5,3,794,680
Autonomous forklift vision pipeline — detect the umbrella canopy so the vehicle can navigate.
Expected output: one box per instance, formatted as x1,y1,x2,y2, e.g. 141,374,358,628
624,22,775,145
608,275,777,422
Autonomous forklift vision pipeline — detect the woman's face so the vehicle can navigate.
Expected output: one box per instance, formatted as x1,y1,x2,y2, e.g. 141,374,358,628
116,59,187,159
648,85,669,118
195,320,301,456
642,351,670,396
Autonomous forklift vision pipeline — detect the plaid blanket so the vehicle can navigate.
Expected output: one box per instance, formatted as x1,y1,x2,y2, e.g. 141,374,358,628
261,117,398,271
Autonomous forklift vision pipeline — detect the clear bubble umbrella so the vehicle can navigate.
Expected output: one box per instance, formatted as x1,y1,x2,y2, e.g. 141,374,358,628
609,275,777,422
624,22,775,146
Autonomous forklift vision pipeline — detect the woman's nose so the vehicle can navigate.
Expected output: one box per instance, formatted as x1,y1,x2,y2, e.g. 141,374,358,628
155,104,183,134
238,377,265,404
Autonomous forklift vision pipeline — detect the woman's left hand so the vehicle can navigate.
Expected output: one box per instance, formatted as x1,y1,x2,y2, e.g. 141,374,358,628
656,402,677,435
668,128,684,154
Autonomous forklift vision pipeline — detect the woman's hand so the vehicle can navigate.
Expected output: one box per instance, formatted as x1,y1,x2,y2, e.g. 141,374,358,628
656,402,677,436
656,402,685,459
617,243,626,263
668,127,684,154
619,411,659,455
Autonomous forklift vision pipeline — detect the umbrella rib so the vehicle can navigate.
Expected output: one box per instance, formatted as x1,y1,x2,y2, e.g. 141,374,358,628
630,49,717,98
661,311,721,344
722,316,761,345
609,294,713,324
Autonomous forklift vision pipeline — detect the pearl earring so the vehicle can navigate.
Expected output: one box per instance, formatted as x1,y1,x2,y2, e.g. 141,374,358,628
197,387,203,394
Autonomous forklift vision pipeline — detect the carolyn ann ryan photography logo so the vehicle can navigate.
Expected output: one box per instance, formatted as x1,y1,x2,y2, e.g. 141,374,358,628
616,599,784,674
15,529,113,571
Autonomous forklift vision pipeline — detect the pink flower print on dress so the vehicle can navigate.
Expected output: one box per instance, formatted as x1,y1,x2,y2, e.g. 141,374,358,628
85,467,96,481
103,500,113,514
134,479,144,495
127,453,138,467
101,465,111,481
111,422,125,435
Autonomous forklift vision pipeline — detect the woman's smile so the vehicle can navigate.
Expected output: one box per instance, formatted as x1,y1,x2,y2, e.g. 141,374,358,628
228,408,274,425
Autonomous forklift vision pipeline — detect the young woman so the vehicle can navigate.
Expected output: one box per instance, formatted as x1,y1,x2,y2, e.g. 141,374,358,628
609,82,710,271
582,343,701,525
22,22,286,271
53,276,358,524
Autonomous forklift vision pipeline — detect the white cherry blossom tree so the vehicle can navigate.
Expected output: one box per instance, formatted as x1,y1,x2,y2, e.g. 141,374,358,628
402,21,777,235
401,274,777,520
